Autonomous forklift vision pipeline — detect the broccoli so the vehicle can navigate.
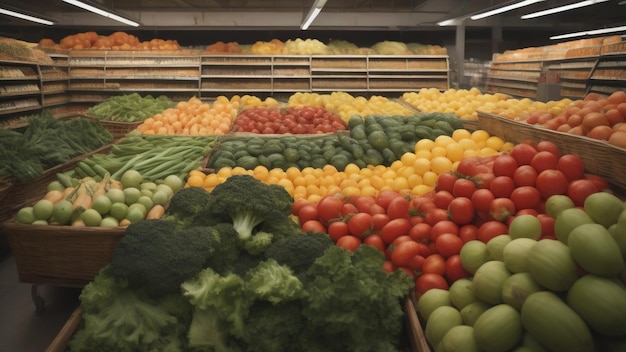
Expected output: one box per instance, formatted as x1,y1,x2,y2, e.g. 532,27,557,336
68,266,191,352
205,222,244,275
230,251,265,277
206,174,294,241
240,300,305,352
110,219,221,297
245,258,303,304
255,212,302,243
162,186,213,228
264,231,335,276
243,231,273,255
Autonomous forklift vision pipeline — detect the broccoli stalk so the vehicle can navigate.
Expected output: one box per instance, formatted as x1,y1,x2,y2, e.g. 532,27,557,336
232,211,265,241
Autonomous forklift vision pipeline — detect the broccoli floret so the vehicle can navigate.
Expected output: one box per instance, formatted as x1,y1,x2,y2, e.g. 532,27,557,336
264,231,334,276
245,258,303,304
110,219,220,297
243,231,273,255
205,222,244,275
240,300,305,352
230,251,265,277
207,175,294,241
162,186,213,228
255,212,302,243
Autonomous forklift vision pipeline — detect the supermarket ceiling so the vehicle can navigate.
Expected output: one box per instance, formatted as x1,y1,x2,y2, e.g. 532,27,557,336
0,0,624,33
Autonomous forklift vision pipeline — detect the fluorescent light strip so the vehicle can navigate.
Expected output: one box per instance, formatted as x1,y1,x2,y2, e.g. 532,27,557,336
522,0,609,19
301,0,327,30
0,8,53,25
471,0,545,20
63,0,139,27
550,25,626,39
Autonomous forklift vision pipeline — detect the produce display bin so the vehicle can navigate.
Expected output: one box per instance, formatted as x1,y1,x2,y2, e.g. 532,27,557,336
46,297,429,352
82,115,143,139
477,111,626,191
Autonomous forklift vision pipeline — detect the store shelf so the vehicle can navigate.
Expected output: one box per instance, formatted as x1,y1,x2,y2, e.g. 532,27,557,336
588,51,626,94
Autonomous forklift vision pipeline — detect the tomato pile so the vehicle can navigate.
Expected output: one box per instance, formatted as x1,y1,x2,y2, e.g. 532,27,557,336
233,106,347,134
292,140,611,299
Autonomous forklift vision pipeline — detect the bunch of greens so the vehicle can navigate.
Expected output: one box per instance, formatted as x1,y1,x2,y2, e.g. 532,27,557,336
69,175,414,352
0,111,113,182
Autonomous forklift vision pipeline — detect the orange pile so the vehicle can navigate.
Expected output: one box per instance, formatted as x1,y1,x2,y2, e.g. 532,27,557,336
40,31,181,51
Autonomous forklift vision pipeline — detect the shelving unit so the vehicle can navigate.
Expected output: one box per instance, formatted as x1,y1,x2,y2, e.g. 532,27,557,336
366,55,450,92
544,55,598,99
0,60,42,127
39,54,70,113
486,59,543,98
588,51,626,96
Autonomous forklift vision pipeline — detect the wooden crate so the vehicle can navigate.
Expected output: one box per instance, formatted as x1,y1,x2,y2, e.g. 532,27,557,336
477,111,626,190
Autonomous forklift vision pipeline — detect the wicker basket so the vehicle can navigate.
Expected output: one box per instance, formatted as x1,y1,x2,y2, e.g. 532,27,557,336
3,222,125,287
7,144,113,211
477,111,626,190
82,115,143,139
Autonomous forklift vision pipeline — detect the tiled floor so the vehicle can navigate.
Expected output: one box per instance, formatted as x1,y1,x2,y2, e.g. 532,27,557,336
0,251,80,352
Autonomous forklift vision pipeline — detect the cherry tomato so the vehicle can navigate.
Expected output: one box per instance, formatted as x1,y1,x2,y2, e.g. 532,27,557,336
489,197,516,222
372,213,390,231
347,212,373,238
490,176,516,198
435,172,458,193
510,186,541,211
558,154,585,182
433,190,455,210
422,253,446,275
509,143,538,165
409,222,432,243
435,233,464,257
567,179,599,207
513,165,538,187
336,235,361,252
430,220,459,242
536,169,568,199
458,224,478,243
391,240,423,268
387,196,410,220
363,234,386,252
492,154,519,178
531,151,558,173
414,273,449,300
297,204,319,225
445,255,471,283
327,221,350,242
477,221,509,243
380,218,411,244
301,219,326,233
448,197,475,225
452,178,478,198
316,195,344,225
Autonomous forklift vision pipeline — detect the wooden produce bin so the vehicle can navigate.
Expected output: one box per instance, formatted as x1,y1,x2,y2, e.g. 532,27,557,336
82,115,142,139
477,111,626,191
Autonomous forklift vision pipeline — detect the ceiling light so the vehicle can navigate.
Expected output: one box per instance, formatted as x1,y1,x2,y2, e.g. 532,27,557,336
550,25,626,39
521,0,609,19
471,0,545,20
0,7,53,25
301,0,327,30
62,0,140,27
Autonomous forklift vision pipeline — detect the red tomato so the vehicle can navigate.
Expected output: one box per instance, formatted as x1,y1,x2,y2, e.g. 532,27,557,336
537,213,556,238
448,197,475,225
363,234,386,252
367,203,386,216
327,221,350,242
492,154,519,177
430,220,459,241
567,179,599,207
391,240,423,268
336,235,361,252
510,186,541,211
380,218,411,244
316,195,344,225
490,176,516,198
415,273,449,299
412,197,437,215
301,219,326,233
424,208,450,227
489,197,516,222
536,169,568,199
435,233,464,257
292,198,310,216
352,195,377,213
341,203,359,217
375,190,402,210
558,154,585,182
474,172,495,190
445,255,471,283
510,143,538,165
386,196,411,220
435,172,458,193
372,213,390,231
513,165,538,187
422,253,446,275
409,222,433,243
382,260,395,273
452,178,478,198
456,156,496,177
459,224,478,243
531,151,559,173
477,221,509,243
536,140,561,158
472,188,496,219
433,190,455,210
298,204,319,225
584,173,609,191
407,255,426,272
347,212,373,237
516,208,539,217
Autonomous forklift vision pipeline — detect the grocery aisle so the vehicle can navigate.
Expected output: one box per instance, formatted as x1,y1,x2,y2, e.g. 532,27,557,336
0,252,80,352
